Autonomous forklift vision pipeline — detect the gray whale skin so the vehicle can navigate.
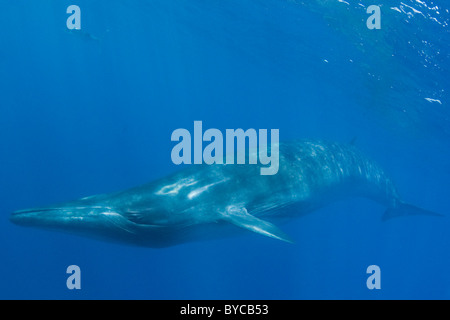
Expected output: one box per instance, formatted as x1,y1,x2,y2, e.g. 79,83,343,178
10,140,440,247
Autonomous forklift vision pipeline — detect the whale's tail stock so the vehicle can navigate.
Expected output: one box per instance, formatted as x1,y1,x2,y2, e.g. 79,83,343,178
382,200,443,222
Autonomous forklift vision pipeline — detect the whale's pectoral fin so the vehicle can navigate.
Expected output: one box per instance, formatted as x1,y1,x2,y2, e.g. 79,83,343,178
221,205,294,243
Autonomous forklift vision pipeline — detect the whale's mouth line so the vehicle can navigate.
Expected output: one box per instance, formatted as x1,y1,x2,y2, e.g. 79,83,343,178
12,205,112,215
10,206,115,226
10,207,64,223
10,206,168,230
12,207,61,215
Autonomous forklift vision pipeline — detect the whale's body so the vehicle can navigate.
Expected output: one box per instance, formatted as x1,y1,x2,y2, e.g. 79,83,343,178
10,140,438,247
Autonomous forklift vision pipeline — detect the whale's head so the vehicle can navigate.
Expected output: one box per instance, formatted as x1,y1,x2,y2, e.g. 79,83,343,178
10,204,176,247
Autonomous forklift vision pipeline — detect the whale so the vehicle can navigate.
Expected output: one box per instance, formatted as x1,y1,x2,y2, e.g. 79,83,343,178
10,140,440,247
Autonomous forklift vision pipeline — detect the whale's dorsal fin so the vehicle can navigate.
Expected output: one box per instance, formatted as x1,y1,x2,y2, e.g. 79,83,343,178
221,205,293,243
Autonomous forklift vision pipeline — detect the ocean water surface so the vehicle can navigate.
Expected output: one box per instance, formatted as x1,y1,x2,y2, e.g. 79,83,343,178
0,0,449,299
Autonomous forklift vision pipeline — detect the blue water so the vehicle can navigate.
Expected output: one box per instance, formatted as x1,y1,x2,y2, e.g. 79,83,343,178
1,0,449,299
